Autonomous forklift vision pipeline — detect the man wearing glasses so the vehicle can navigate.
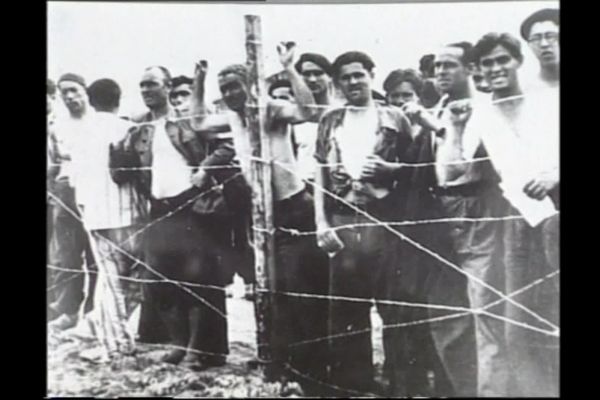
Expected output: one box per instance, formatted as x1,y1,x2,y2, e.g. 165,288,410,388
520,8,559,88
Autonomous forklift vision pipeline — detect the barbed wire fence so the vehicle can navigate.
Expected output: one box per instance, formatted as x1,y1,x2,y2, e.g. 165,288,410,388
47,14,559,397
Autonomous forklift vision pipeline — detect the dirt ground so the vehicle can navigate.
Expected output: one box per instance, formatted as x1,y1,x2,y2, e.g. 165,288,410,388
47,277,385,397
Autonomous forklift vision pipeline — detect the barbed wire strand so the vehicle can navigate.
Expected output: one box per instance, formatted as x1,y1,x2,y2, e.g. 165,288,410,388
47,264,227,293
252,214,526,237
46,173,242,291
47,191,228,319
284,268,559,350
269,158,559,332
284,362,382,398
48,156,494,172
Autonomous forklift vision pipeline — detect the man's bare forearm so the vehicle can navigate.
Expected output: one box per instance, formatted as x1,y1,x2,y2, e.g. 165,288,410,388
284,64,316,120
314,165,329,228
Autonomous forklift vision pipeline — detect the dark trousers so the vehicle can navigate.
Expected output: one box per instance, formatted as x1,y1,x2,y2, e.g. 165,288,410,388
141,197,229,359
48,180,94,316
389,242,439,397
326,201,406,395
271,190,330,393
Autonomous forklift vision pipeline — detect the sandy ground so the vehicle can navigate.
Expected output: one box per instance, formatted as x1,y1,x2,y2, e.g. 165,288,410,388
48,276,385,397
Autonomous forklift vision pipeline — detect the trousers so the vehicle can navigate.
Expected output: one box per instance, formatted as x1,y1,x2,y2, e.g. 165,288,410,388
270,189,331,394
142,198,230,359
503,213,559,397
326,200,407,395
48,180,94,316
427,187,510,396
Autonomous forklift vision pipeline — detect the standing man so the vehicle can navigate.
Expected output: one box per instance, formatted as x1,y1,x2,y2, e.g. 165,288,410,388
124,72,239,369
469,32,559,397
314,51,413,395
133,65,173,345
401,41,509,397
520,8,560,208
293,53,338,184
191,44,331,395
380,66,439,396
70,78,147,357
48,73,95,330
520,8,559,89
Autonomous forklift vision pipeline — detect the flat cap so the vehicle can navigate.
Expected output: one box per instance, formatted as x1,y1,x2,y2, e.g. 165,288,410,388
520,8,559,40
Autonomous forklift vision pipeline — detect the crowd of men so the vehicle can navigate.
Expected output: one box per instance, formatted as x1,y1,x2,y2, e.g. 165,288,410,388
47,8,559,397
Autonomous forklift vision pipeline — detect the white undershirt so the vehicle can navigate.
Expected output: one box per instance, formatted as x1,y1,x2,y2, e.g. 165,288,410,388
334,104,379,180
151,119,192,199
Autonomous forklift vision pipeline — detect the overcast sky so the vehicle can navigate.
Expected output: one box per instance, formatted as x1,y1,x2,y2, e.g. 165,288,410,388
48,0,558,116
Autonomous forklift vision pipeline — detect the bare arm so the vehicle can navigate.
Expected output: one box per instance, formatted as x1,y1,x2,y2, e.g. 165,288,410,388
314,163,329,229
434,101,472,184
268,42,316,124
188,59,232,133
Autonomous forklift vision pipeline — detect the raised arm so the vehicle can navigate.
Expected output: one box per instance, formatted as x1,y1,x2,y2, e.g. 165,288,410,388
189,59,231,133
268,42,317,124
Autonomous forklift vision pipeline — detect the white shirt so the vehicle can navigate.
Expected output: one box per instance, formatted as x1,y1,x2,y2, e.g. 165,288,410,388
53,112,95,182
334,104,379,180
469,91,559,226
150,118,193,199
70,112,144,230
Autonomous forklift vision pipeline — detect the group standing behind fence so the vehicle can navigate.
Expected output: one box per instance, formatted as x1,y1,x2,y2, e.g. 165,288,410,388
47,8,559,398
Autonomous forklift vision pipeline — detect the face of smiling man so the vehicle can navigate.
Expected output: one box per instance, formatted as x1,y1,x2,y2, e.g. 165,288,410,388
479,44,522,97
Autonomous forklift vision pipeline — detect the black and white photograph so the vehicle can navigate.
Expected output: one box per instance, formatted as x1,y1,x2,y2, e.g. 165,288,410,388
46,0,560,397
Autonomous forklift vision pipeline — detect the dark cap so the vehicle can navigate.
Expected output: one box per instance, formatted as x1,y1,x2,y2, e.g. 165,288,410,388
58,73,86,89
520,8,559,40
294,53,333,76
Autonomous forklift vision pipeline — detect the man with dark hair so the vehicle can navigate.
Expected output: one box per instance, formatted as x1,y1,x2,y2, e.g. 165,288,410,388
48,73,95,330
87,78,122,111
467,31,559,397
191,44,331,395
520,8,559,87
293,52,339,183
399,40,512,396
383,68,423,108
169,75,194,117
315,50,413,395
294,52,333,104
380,67,438,395
70,78,146,357
268,79,294,101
